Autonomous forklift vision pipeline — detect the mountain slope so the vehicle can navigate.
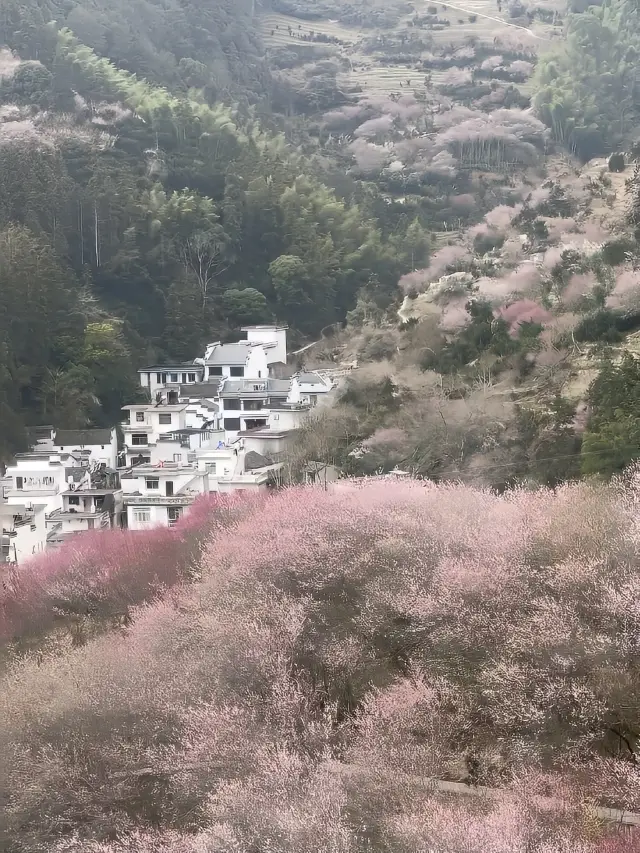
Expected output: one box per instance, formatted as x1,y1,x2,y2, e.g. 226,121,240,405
0,8,426,459
1,0,263,96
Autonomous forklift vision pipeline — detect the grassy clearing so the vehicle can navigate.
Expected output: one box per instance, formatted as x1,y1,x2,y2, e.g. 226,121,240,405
428,0,561,47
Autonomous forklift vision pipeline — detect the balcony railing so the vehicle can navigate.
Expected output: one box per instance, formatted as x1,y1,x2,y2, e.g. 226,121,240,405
122,417,154,427
8,485,60,496
123,495,196,506
126,439,155,449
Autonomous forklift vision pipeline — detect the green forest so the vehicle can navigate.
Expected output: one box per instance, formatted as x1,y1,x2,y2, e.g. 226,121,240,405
1,0,640,481
0,0,427,459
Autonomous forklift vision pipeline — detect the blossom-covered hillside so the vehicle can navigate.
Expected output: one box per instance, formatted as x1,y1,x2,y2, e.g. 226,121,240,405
3,477,640,850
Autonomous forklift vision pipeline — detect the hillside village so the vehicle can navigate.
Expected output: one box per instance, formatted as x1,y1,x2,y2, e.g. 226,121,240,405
0,326,340,564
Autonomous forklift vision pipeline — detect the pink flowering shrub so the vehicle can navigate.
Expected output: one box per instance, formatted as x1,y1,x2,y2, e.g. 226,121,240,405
496,299,553,336
398,245,470,295
606,268,640,311
0,494,256,649
3,478,640,850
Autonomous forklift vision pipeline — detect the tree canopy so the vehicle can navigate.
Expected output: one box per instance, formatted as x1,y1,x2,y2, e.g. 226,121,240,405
533,0,640,159
3,479,640,850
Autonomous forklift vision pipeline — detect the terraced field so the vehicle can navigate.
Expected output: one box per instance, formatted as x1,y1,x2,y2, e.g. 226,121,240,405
259,0,563,101
422,0,560,46
258,0,565,242
259,13,364,48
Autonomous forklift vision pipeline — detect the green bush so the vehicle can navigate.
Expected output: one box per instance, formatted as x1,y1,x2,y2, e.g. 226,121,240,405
608,152,626,172
573,309,623,343
358,330,399,362
581,353,640,476
601,238,634,266
473,232,505,256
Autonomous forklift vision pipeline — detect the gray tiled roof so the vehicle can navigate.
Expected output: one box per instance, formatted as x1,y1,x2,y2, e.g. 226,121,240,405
206,342,255,365
65,467,87,483
220,378,291,396
295,372,328,386
244,450,273,470
179,382,221,399
55,428,113,446
139,362,203,372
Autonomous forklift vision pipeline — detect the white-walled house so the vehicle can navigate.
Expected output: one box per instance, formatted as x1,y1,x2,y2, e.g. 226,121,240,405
121,403,188,466
46,487,124,546
242,325,288,368
179,384,222,432
267,403,312,432
235,428,294,458
121,463,209,530
194,442,243,483
203,341,270,381
4,452,91,515
146,428,221,467
137,326,289,397
52,428,118,470
194,442,282,493
288,372,335,407
218,377,293,440
119,437,279,520
138,362,205,397
0,501,47,564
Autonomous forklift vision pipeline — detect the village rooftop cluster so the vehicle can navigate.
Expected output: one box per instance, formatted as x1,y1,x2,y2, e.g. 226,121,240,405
0,326,338,564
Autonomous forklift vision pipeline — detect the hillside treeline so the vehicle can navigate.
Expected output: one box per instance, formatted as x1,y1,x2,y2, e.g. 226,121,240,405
0,14,425,458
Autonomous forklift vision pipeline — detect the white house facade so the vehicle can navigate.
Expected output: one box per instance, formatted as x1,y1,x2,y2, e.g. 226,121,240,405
288,372,334,407
0,501,48,564
120,463,209,530
121,403,189,466
3,452,91,515
218,377,293,440
52,428,119,470
137,325,290,398
46,487,123,546
138,362,205,397
242,324,288,367
204,341,270,381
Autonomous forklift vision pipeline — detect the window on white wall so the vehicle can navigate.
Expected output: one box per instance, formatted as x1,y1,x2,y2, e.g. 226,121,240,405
206,462,217,474
173,454,182,463
145,478,160,490
136,411,145,422
133,508,151,524
158,413,172,425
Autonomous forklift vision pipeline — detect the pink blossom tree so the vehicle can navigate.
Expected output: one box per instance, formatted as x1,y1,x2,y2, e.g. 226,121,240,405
3,478,640,850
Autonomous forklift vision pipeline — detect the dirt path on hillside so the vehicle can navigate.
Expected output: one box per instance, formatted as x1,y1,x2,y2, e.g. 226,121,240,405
440,1,550,40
